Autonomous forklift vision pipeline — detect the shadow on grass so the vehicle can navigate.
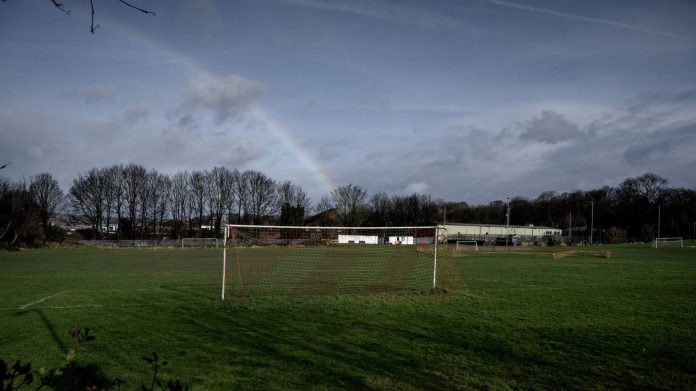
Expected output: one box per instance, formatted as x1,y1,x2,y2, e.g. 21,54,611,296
160,284,219,301
12,309,68,354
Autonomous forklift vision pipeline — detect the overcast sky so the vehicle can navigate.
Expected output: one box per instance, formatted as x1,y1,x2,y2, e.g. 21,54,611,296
1,0,695,204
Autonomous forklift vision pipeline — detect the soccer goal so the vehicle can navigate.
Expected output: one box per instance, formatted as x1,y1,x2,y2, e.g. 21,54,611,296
654,237,684,248
221,225,440,298
181,237,219,248
455,240,478,251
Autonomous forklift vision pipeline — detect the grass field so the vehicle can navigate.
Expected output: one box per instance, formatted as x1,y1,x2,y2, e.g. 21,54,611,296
1,245,695,389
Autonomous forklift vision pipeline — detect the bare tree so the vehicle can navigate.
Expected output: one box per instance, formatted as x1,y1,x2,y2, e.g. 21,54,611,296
170,171,190,239
69,168,106,239
29,172,64,229
369,191,390,226
244,170,277,224
206,167,231,235
277,180,312,215
102,164,125,239
123,163,146,239
315,194,335,214
225,168,240,226
235,170,250,223
189,170,208,235
331,184,368,226
142,170,170,238
0,180,42,247
39,0,156,34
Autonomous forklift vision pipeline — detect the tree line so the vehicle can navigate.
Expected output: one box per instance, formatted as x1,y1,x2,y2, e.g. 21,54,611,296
1,166,694,247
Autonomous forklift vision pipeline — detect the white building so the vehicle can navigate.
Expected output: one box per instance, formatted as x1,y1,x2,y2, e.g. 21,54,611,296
440,223,561,243
388,236,414,245
338,234,379,244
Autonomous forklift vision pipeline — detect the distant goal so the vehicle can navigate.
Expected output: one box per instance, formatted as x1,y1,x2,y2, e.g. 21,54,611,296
221,225,441,298
181,237,219,248
654,237,683,248
455,240,478,251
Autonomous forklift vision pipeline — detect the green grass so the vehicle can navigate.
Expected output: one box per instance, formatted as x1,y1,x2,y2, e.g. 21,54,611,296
1,245,695,389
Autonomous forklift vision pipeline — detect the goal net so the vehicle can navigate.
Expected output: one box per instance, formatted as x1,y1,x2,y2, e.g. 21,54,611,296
222,225,440,298
654,237,683,248
455,240,478,251
181,237,219,248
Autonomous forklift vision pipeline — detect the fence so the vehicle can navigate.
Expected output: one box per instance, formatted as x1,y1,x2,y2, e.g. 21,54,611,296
78,239,183,248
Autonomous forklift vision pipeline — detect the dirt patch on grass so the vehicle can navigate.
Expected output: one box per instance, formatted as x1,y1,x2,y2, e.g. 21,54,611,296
552,250,613,259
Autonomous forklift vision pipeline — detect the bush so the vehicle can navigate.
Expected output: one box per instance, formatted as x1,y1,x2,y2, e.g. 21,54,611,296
44,226,67,243
607,227,626,244
547,234,562,246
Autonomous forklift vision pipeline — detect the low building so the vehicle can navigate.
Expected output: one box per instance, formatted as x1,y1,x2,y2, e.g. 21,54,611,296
388,236,414,245
338,234,379,244
440,223,561,244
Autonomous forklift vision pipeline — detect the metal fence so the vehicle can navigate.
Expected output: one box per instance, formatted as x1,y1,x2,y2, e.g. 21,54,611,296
78,239,183,248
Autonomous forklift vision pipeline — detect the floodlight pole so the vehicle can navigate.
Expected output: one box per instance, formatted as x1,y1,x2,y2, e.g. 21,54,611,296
222,226,227,300
590,201,594,245
505,197,510,247
657,204,661,241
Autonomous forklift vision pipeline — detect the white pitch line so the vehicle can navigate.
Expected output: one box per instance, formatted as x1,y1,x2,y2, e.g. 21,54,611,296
18,290,71,310
2,300,219,311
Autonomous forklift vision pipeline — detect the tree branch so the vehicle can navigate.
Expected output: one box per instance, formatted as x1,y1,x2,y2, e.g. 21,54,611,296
51,0,71,15
90,0,96,33
116,0,155,16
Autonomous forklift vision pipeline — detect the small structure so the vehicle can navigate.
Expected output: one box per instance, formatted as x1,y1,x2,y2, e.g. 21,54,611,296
338,234,378,244
440,223,561,245
388,236,414,245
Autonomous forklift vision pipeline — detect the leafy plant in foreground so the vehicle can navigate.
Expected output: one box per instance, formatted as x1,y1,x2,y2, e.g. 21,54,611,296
0,328,187,390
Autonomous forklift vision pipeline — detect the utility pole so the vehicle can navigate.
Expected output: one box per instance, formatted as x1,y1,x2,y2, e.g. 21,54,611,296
505,197,510,247
590,201,594,245
657,204,661,240
443,203,447,225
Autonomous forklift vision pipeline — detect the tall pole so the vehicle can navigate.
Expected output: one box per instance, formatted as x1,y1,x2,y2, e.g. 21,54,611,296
657,204,661,240
505,197,510,247
443,203,447,225
590,201,594,245
569,211,572,243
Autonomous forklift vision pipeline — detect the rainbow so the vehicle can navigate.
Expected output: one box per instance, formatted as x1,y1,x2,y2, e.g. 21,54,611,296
95,14,338,194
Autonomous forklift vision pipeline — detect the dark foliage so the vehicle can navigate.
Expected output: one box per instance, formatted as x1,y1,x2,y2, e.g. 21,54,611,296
0,328,186,391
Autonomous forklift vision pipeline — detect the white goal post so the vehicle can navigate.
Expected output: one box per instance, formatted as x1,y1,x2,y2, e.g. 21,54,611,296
654,237,683,248
455,240,478,251
221,225,441,299
181,237,219,248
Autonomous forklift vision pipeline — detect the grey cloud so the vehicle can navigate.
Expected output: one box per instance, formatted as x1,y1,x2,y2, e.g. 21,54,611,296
622,123,696,166
520,110,585,144
125,104,150,126
63,84,115,104
626,88,696,114
180,74,266,124
623,141,672,166
176,114,199,133
670,89,696,104
402,182,431,195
